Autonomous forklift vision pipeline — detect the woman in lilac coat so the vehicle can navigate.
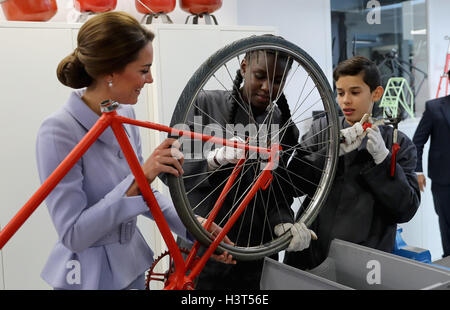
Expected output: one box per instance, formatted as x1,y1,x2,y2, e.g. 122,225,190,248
36,12,232,290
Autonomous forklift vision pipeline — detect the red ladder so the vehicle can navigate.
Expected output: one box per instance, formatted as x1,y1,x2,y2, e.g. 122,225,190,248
436,36,450,98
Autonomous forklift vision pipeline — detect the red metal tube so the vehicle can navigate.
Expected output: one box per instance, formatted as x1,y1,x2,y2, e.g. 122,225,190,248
116,115,270,155
186,144,279,281
110,116,187,289
0,113,112,250
184,156,245,269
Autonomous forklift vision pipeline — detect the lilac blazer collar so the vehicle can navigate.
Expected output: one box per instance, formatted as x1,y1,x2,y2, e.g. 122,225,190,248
63,89,119,146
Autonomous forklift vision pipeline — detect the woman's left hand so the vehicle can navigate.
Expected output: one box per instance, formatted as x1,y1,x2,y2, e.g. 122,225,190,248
197,216,236,265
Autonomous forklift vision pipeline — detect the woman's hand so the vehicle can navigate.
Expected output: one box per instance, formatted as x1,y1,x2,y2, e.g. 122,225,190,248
197,216,236,265
127,138,184,196
142,138,184,183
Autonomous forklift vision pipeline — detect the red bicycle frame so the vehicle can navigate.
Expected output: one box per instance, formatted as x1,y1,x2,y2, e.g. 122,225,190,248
0,100,279,290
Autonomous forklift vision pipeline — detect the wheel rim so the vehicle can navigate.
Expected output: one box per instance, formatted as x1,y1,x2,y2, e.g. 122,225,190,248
168,35,339,260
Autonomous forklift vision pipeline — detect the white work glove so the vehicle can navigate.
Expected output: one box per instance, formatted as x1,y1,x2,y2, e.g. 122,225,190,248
339,114,369,156
366,126,389,165
274,222,317,252
339,122,365,156
207,136,245,170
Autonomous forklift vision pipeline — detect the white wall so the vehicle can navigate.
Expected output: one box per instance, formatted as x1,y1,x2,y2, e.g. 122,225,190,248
236,0,333,85
0,24,75,289
0,0,238,25
235,0,333,136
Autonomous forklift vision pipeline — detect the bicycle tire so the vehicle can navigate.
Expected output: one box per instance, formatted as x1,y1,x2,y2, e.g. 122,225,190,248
168,35,339,261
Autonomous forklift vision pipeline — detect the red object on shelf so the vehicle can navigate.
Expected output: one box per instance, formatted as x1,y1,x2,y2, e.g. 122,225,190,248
1,0,57,21
74,0,117,13
136,0,176,14
179,0,222,14
436,38,450,98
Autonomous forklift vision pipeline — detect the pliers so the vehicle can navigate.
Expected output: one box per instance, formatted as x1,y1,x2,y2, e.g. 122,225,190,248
365,115,401,177
340,113,401,177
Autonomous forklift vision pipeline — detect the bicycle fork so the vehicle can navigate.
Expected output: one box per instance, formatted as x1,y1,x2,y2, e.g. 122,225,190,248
175,144,280,289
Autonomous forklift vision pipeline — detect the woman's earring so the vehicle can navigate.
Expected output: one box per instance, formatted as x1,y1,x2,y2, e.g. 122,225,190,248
108,81,113,88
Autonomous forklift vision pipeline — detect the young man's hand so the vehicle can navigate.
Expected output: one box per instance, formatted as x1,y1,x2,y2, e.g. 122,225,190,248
339,114,370,156
366,126,389,164
339,122,364,155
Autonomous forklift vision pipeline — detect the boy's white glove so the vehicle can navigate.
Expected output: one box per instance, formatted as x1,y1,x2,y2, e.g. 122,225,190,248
339,122,364,155
339,113,370,156
366,126,389,164
274,222,317,252
207,136,245,170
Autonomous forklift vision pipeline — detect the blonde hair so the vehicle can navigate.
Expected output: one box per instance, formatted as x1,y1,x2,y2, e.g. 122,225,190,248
57,11,154,89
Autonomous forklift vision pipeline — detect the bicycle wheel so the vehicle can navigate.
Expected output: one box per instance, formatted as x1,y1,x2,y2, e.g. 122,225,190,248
167,35,339,261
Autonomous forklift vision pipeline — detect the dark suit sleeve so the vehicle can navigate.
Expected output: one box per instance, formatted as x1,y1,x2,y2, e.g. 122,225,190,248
412,101,433,172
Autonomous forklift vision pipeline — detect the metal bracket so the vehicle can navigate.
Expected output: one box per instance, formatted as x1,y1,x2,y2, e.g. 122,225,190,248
100,100,119,113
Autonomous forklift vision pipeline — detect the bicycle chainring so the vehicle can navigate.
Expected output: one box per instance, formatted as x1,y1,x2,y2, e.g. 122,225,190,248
144,248,198,290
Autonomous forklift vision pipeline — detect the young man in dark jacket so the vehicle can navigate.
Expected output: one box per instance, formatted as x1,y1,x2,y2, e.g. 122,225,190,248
284,56,421,270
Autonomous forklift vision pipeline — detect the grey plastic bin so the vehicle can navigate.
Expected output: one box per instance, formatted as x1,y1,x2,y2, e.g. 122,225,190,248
260,239,450,290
